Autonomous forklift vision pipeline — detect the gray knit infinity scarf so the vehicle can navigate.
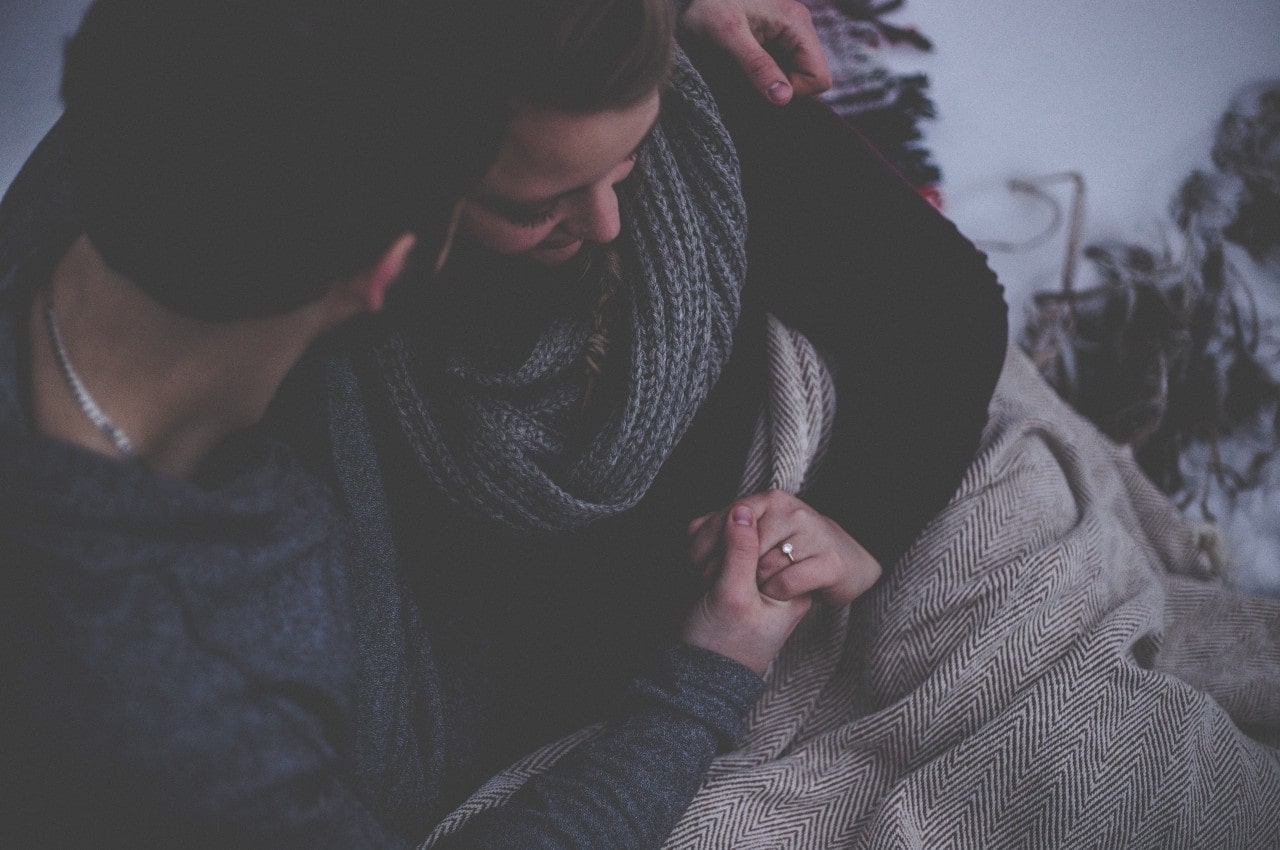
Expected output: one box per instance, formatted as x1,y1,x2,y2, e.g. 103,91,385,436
378,51,747,533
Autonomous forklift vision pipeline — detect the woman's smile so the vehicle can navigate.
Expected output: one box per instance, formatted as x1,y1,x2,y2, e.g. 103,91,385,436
458,91,660,265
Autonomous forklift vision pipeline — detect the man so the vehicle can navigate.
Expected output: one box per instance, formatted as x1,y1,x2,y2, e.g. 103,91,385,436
0,0,500,845
0,1,840,847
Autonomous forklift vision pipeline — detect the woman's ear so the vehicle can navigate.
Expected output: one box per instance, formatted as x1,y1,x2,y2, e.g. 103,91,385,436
346,232,418,314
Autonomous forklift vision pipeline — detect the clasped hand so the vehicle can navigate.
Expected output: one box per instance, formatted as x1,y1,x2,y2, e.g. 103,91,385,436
681,491,881,674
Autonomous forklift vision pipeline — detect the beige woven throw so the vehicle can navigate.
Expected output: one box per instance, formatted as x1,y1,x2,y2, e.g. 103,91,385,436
422,347,1280,848
737,314,838,498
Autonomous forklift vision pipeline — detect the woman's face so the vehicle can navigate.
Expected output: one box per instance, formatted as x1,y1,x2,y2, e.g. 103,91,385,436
458,90,661,265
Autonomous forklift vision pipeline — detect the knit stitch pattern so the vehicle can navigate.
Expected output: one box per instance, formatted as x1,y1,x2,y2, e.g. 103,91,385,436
378,50,747,533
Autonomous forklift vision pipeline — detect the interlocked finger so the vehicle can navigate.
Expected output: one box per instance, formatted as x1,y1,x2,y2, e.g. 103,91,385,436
759,555,839,602
758,538,802,586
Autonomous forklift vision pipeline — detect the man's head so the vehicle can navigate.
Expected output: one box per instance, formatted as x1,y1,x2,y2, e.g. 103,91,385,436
59,0,505,321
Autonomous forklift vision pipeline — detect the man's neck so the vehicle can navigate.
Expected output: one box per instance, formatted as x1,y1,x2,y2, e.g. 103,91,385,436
27,235,325,479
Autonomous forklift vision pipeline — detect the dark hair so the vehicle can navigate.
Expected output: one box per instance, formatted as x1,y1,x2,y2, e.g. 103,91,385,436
465,0,675,113
435,1,674,401
60,0,506,321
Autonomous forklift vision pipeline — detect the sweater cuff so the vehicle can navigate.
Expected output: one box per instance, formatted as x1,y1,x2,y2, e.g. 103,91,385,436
625,644,765,753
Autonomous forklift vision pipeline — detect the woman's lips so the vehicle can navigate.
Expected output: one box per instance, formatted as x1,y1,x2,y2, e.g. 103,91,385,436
538,234,582,250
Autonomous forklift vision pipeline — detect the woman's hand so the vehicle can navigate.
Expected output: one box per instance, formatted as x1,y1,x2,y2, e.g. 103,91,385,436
681,504,813,674
680,0,834,105
688,490,882,607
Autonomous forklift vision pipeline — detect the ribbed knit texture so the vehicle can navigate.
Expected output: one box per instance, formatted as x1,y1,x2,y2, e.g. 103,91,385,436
378,49,748,533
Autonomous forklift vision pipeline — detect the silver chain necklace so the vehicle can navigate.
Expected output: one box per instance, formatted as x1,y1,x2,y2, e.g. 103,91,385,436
43,290,136,457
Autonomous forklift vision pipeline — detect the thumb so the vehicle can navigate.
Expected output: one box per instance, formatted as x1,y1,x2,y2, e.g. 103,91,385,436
718,21,793,105
718,504,762,588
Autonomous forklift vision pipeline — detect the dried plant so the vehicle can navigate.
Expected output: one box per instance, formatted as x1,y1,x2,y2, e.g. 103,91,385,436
1020,81,1280,519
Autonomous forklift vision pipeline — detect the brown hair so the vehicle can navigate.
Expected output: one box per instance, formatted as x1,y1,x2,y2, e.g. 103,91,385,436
433,1,673,402
456,0,675,113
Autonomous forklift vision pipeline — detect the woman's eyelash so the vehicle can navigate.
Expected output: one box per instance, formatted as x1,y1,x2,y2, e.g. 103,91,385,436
507,205,558,228
499,149,643,228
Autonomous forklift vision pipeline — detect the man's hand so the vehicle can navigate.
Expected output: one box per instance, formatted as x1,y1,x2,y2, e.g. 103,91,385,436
681,504,813,675
680,0,833,105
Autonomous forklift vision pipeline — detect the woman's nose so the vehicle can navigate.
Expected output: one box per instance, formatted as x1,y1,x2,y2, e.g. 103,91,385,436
568,183,623,245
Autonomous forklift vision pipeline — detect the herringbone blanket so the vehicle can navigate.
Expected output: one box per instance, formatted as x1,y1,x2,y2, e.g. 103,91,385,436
422,348,1280,849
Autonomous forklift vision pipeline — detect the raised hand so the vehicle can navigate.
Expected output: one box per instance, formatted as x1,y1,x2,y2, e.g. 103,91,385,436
680,0,834,105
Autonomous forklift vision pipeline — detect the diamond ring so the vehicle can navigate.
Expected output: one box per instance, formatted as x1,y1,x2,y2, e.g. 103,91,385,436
780,541,796,564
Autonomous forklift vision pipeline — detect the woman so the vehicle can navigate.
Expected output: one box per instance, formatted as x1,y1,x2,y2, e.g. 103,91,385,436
330,1,1280,848
284,1,890,844
315,0,996,838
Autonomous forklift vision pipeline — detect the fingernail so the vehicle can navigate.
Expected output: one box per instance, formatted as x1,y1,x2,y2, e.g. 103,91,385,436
767,81,791,104
732,506,753,526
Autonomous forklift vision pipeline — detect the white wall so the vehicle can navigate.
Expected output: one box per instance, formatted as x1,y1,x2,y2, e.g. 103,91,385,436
881,0,1280,317
0,0,89,191
4,0,1279,251
871,1,1279,593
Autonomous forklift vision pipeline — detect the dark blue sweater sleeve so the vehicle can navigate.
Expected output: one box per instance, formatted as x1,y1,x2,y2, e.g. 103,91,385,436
317,355,767,849
434,644,763,850
2,548,414,850
0,430,414,850
1,524,415,850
